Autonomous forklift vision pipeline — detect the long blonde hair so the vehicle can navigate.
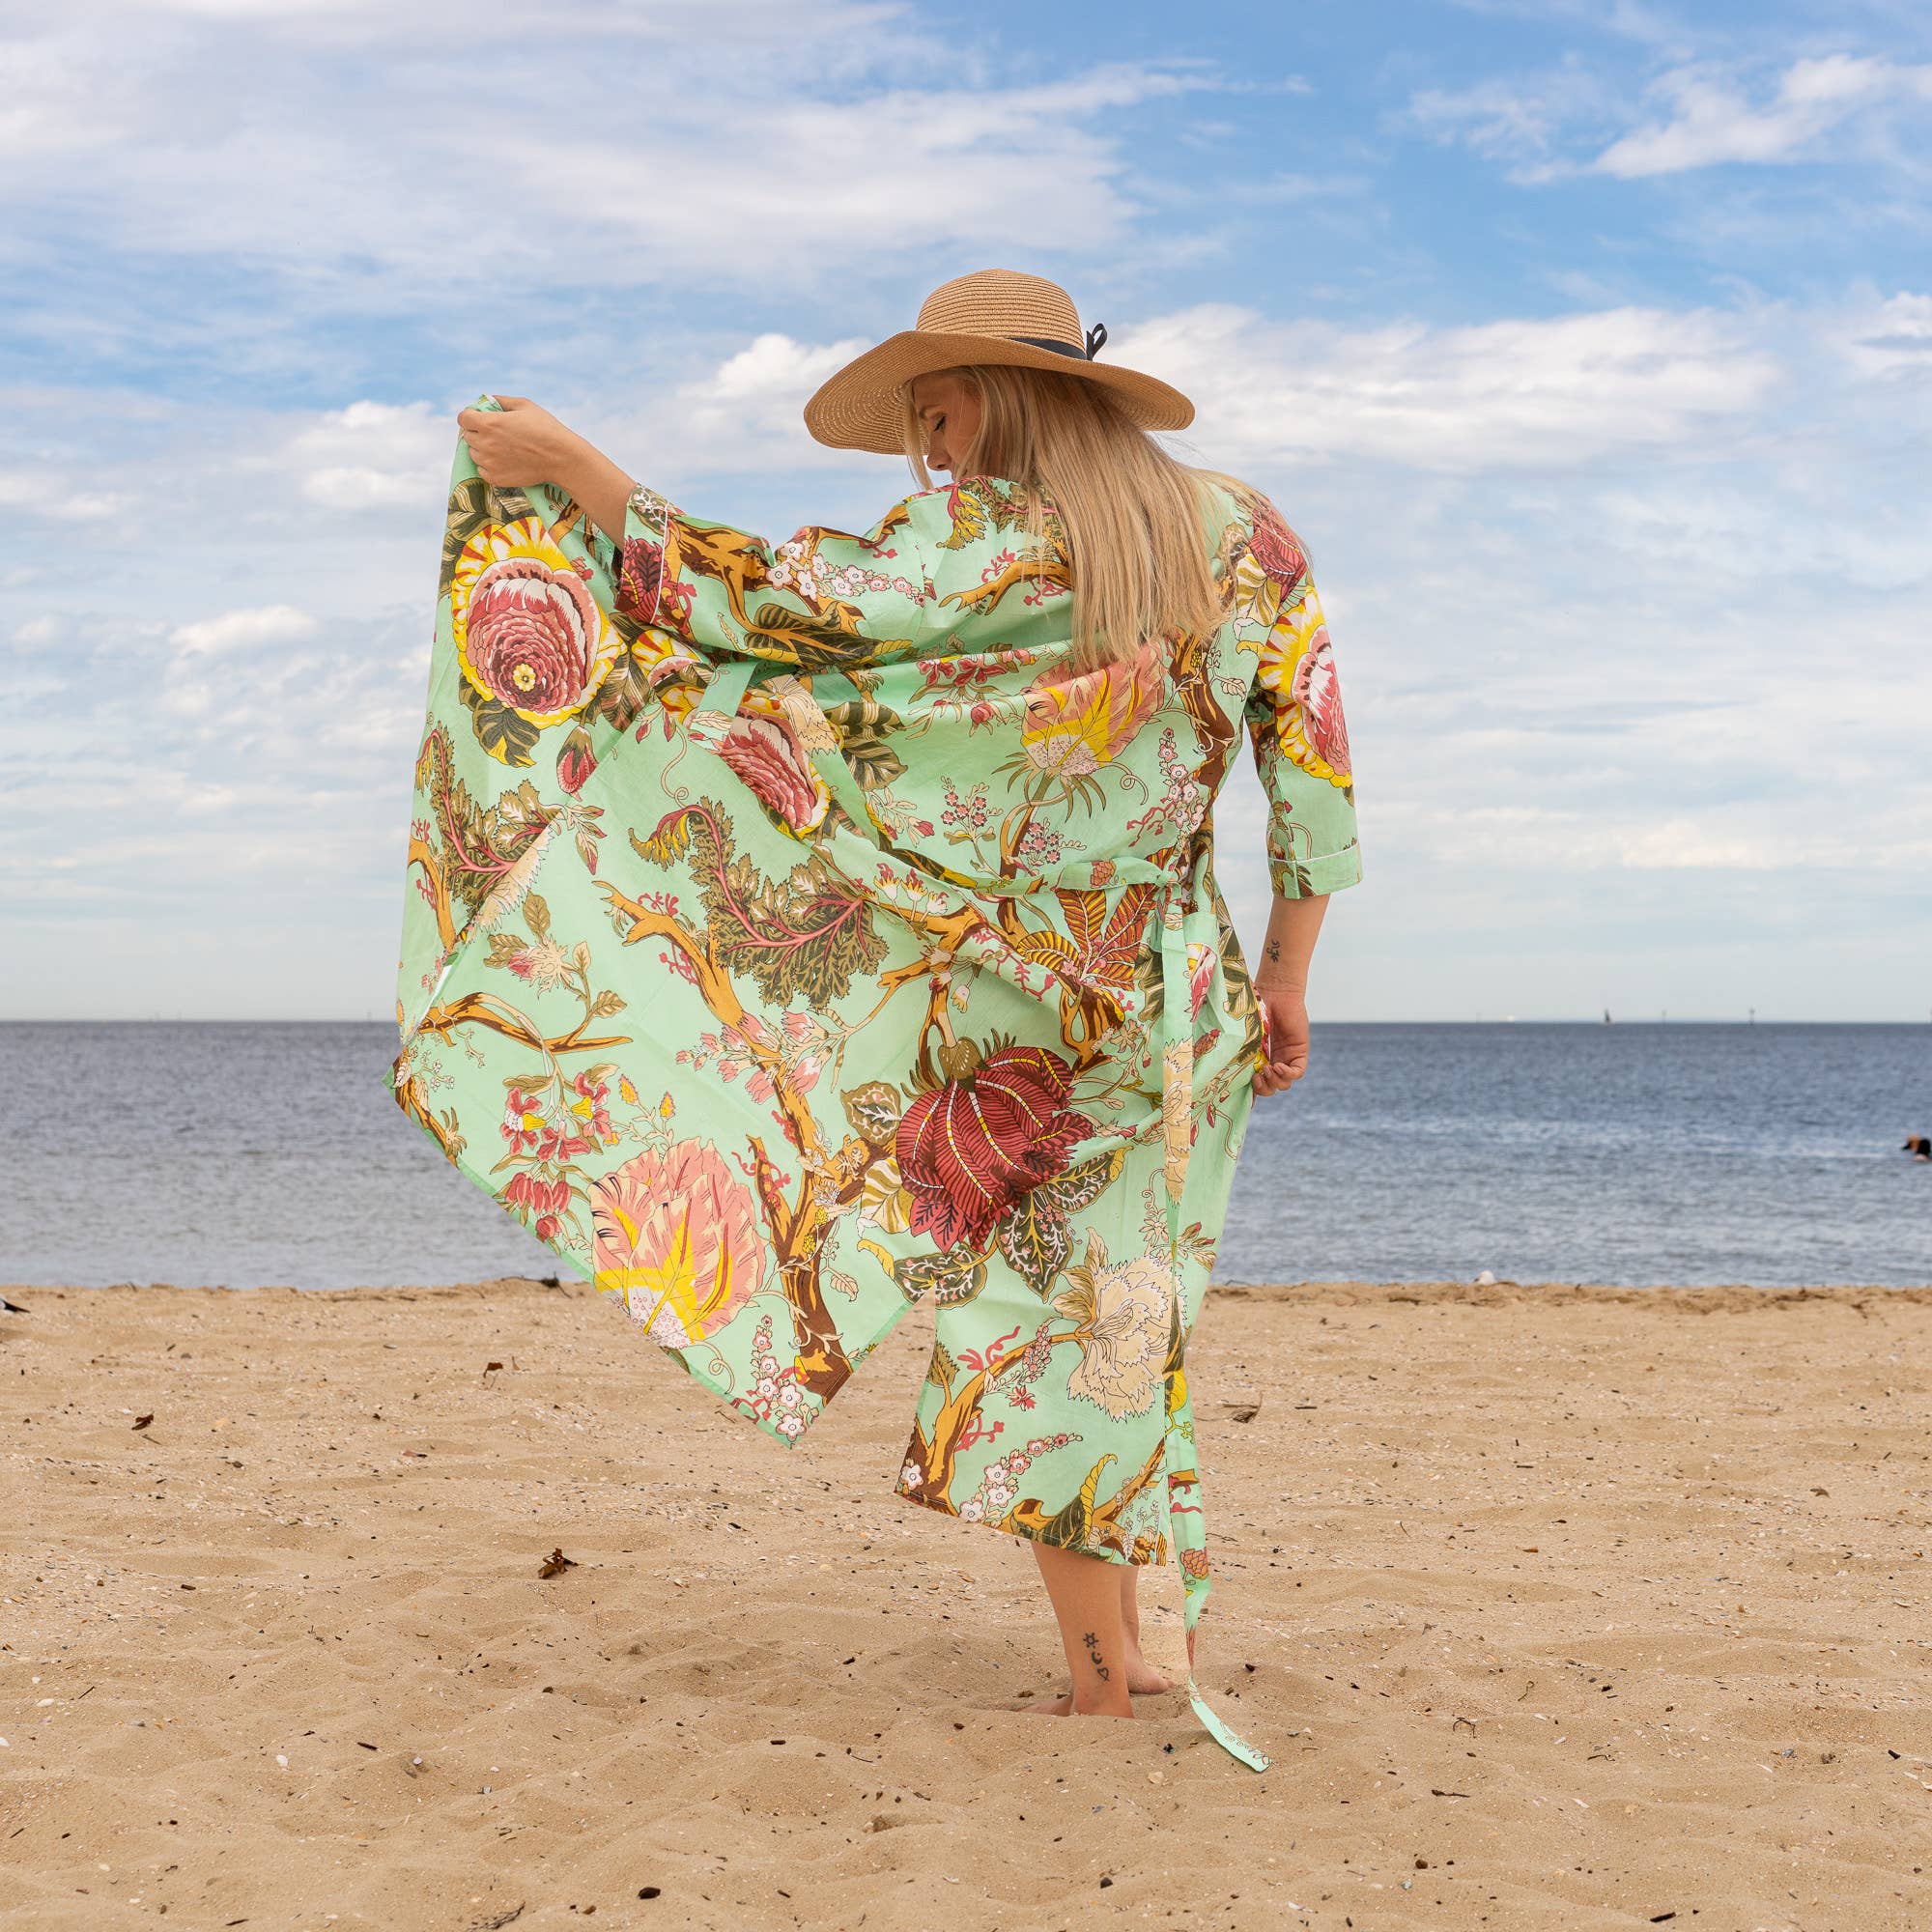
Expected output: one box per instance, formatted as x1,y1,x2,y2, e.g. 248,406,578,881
899,364,1241,672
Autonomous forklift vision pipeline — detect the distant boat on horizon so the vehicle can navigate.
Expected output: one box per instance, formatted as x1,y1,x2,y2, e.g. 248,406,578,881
1603,1007,1613,1025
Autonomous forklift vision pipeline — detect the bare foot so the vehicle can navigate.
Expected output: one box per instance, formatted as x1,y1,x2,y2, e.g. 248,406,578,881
1020,1691,1073,1718
1018,1690,1133,1720
1028,1649,1171,1703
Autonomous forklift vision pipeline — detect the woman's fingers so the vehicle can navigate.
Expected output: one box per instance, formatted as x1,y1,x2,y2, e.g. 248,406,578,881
455,398,512,438
1252,1048,1309,1098
453,396,560,486
457,408,501,482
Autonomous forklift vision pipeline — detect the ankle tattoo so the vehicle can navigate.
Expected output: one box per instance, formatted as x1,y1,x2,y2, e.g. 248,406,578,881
1080,1631,1112,1682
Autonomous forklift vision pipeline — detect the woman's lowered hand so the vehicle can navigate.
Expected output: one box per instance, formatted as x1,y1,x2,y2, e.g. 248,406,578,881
1252,980,1310,1098
455,395,582,488
1251,891,1329,1099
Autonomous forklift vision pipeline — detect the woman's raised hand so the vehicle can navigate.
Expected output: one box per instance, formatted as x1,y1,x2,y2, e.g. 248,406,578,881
455,395,582,488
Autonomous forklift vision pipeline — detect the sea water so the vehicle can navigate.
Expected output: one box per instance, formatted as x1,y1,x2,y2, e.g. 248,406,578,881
3,1021,1926,1292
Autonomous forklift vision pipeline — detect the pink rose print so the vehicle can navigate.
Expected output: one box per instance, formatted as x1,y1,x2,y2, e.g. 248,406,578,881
459,530,614,724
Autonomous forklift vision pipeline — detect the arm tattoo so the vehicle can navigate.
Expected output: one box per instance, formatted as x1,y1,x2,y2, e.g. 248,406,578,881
1265,938,1281,963
1081,1630,1112,1682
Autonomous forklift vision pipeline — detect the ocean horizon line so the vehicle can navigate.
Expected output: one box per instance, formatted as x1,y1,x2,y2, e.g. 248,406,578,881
11,1009,1923,1293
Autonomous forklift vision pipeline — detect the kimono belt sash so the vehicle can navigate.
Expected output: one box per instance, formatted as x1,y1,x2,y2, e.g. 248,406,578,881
684,655,1270,1773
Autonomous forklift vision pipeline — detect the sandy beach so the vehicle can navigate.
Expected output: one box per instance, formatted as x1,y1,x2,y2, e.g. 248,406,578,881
2,1276,1928,1932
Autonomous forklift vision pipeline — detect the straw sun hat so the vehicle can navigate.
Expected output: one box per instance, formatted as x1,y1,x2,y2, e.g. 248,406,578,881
802,268,1194,455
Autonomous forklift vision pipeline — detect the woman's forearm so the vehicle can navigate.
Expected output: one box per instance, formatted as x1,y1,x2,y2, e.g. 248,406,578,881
551,434,638,544
1257,892,1328,988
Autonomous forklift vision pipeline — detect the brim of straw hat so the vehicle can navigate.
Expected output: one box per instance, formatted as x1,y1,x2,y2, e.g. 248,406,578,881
802,330,1195,455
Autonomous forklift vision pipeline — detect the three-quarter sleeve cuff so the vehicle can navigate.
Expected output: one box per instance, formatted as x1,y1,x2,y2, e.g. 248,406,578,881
1266,840,1363,899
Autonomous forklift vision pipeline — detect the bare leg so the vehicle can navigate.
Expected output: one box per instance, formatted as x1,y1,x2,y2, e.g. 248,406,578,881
1023,1543,1134,1719
1119,1565,1174,1694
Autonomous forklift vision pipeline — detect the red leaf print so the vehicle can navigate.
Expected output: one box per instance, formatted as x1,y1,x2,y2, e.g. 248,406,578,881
1249,500,1308,591
895,1045,1091,1251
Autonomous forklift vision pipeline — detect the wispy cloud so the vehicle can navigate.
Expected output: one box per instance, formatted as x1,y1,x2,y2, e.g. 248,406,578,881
169,605,318,659
1122,301,1784,470
0,9,1203,309
281,402,456,511
0,472,129,521
1594,53,1932,177
1398,56,1616,183
1838,288,1932,379
1400,49,1932,184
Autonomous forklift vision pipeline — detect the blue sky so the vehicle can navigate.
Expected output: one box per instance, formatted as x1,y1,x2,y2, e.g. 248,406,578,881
4,0,1928,1020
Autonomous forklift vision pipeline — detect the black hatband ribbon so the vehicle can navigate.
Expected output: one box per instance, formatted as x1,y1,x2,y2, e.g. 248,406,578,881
1007,321,1109,362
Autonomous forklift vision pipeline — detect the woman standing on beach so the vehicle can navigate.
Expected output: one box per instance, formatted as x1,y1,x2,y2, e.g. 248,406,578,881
398,270,1360,1768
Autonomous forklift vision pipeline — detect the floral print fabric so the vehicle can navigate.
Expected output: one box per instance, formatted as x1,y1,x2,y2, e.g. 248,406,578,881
387,397,1361,1768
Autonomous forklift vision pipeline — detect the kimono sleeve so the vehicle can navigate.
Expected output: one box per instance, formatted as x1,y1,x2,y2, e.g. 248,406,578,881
611,480,934,662
1241,528,1362,900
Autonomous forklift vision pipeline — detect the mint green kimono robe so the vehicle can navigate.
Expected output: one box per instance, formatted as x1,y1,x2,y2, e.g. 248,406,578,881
386,397,1361,1767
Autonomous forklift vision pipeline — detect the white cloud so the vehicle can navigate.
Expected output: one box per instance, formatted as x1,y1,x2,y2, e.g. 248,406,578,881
535,297,1798,494
475,71,1198,280
169,605,319,659
1593,54,1932,177
1402,51,1932,185
704,334,873,403
651,332,880,472
1118,300,1785,471
281,399,455,510
0,11,1196,290
1399,59,1610,183
0,472,128,520
9,615,62,653
1827,289,1932,384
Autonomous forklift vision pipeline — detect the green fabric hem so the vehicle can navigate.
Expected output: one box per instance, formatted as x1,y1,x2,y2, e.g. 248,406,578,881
382,1060,598,1289
1267,842,1363,900
380,1060,923,1456
892,1478,1151,1567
